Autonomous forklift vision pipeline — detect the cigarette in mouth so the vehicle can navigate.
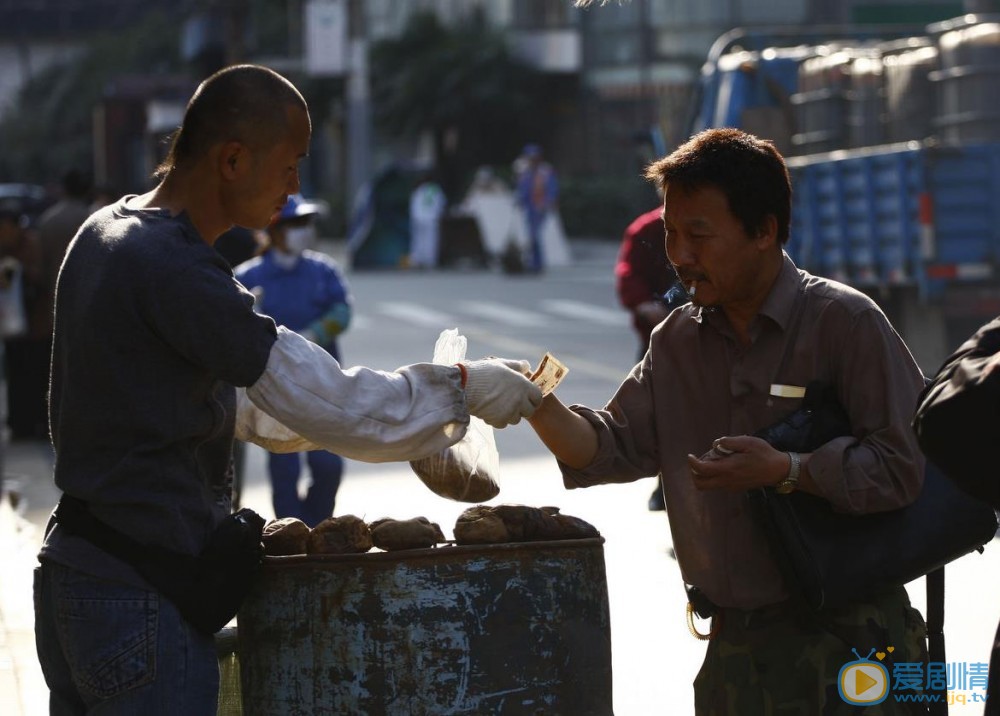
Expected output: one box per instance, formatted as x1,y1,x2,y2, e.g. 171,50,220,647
687,281,697,297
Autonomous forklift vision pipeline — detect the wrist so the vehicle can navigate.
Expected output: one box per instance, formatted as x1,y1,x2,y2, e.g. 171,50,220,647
526,392,556,422
305,320,326,341
775,451,801,494
456,362,468,389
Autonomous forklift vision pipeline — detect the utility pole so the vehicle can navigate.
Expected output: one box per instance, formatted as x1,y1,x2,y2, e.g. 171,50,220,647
224,0,249,65
345,0,373,228
637,0,652,130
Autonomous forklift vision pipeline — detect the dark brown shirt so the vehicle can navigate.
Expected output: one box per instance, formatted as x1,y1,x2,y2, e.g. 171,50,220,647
562,254,926,609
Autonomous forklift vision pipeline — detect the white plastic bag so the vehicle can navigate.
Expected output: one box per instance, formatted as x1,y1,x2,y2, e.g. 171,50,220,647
409,329,500,502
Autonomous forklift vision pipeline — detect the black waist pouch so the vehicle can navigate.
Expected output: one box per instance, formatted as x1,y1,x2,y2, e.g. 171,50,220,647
53,495,265,635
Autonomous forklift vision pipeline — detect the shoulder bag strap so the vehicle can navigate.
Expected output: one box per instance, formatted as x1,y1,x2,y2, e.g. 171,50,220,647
926,567,947,715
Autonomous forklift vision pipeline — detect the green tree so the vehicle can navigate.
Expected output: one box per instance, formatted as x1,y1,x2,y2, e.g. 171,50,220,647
369,10,552,200
0,11,180,183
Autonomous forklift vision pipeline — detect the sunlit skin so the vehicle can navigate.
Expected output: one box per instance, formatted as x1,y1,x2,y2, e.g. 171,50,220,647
130,104,312,244
663,183,778,344
223,106,312,233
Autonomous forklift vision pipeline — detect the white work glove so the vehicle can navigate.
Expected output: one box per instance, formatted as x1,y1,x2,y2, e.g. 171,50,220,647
462,359,543,428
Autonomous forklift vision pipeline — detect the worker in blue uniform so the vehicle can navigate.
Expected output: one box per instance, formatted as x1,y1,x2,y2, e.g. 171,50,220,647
235,194,352,526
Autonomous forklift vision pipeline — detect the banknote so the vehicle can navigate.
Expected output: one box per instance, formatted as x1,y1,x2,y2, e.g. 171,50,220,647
530,352,568,396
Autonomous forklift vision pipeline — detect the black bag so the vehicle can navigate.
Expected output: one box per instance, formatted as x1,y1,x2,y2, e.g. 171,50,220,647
54,495,265,635
500,237,526,275
749,381,998,611
913,317,1000,716
913,316,1000,509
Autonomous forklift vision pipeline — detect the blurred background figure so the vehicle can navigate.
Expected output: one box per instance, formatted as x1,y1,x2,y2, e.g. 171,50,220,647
460,166,516,266
234,194,352,527
37,170,92,298
0,205,46,440
615,206,682,362
515,143,559,273
36,170,93,420
87,184,118,215
408,170,447,270
215,225,264,269
614,205,686,513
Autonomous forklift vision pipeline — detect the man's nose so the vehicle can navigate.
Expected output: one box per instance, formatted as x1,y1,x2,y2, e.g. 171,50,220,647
667,236,694,267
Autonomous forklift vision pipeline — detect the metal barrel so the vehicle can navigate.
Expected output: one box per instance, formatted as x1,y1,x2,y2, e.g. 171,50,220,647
791,48,856,154
847,49,885,149
931,21,1000,142
237,538,613,715
881,38,938,143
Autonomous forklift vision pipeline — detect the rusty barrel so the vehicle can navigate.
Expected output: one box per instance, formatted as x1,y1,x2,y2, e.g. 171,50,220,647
237,537,613,715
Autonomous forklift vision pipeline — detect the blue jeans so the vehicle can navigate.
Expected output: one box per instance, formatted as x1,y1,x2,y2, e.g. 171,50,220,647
269,449,343,528
34,561,219,715
524,209,546,272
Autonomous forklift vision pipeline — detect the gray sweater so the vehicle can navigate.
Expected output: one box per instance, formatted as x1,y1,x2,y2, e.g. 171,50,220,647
42,197,277,584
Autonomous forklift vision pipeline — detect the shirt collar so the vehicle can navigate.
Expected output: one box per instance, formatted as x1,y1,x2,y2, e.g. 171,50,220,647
758,252,801,332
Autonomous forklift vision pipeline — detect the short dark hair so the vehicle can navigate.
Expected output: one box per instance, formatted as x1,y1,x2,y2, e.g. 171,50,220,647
155,64,307,178
644,128,792,245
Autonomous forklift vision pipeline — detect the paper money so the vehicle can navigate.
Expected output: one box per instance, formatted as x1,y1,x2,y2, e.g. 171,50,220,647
530,352,568,396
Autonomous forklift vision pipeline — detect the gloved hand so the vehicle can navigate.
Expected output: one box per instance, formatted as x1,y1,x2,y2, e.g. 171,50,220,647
462,359,543,428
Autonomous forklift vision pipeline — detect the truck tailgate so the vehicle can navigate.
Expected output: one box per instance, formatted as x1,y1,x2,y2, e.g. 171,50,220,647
787,142,1000,300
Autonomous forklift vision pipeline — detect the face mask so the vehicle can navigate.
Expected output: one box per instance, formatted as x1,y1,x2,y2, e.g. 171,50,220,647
283,225,316,256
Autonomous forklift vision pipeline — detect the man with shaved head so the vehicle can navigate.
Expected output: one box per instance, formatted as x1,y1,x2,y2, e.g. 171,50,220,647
34,64,541,713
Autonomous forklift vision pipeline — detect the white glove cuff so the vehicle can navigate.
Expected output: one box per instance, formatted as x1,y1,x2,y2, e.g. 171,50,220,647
462,361,493,410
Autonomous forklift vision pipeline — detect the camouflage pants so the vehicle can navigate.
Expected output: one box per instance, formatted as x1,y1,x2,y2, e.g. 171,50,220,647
693,586,928,716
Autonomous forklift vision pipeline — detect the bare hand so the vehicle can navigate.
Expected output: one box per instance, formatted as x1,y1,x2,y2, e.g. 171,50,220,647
687,435,789,492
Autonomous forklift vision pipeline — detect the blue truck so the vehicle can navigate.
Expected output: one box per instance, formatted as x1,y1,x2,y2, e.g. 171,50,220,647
689,14,1000,370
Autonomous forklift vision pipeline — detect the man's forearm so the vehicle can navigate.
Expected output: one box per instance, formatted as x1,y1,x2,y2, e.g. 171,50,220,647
527,394,599,470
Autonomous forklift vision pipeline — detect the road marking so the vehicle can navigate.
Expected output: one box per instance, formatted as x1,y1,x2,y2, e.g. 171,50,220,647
367,299,627,333
540,299,624,326
376,302,457,328
460,301,547,328
462,328,628,381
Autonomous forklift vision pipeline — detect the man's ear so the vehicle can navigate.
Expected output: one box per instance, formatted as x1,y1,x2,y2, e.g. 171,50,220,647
755,215,779,250
220,142,246,180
